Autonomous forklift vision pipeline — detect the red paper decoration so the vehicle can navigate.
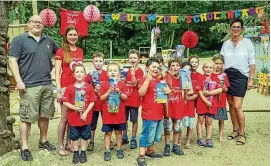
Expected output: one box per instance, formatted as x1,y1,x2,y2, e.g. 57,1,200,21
39,8,57,27
181,30,198,48
83,5,100,22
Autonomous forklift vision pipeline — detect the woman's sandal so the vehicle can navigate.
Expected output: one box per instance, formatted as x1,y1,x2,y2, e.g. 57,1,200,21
65,144,74,154
236,134,246,145
227,129,239,140
57,146,68,156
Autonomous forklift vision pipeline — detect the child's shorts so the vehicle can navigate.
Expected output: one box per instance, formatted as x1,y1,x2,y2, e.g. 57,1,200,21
125,106,139,123
183,116,195,129
214,108,228,120
91,111,102,131
198,113,214,118
69,124,91,141
164,118,182,133
139,119,163,148
101,123,126,132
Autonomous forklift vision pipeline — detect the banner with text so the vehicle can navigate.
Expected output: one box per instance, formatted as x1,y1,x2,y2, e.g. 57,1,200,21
97,7,264,24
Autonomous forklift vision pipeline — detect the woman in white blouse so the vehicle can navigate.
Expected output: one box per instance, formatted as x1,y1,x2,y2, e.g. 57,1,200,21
220,18,255,145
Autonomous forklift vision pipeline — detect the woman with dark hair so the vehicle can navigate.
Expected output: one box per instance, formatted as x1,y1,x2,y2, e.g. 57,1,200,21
55,26,84,155
220,18,255,145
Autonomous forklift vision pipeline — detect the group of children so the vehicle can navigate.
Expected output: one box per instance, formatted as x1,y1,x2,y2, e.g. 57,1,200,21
62,49,230,166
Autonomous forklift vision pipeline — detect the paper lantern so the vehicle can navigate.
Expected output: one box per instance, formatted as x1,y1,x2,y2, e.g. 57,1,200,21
181,31,198,48
83,5,100,22
39,8,57,26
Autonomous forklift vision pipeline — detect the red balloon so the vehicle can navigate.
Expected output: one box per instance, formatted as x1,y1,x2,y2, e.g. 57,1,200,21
83,5,100,22
39,8,57,27
181,31,198,48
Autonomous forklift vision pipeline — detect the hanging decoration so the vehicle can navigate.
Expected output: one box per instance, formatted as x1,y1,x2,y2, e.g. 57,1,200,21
98,6,263,24
60,8,89,37
149,27,160,57
153,27,161,40
181,31,198,48
39,8,57,26
83,5,100,22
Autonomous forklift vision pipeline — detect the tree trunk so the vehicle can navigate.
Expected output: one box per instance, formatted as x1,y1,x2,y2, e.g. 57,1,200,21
0,1,20,156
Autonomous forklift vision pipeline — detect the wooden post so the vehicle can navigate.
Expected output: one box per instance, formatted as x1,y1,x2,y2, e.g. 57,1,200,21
32,0,38,15
110,40,112,59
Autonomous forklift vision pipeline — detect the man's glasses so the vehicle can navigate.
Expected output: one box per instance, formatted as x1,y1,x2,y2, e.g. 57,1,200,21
29,20,43,25
231,26,241,30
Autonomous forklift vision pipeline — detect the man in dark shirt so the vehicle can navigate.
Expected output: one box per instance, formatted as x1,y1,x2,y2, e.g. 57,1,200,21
9,15,59,161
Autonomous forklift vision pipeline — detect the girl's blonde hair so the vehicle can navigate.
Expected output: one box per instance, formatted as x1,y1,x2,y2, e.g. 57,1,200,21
212,54,224,63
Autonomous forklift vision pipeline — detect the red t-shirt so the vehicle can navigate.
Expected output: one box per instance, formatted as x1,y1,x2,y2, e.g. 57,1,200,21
125,68,144,107
100,81,129,124
138,77,165,120
191,72,202,91
62,83,96,126
164,74,184,119
196,74,221,115
184,79,200,117
55,47,84,88
212,72,230,108
85,70,109,111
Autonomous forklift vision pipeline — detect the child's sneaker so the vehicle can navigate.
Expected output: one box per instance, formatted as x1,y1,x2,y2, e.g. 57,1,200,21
87,141,94,151
197,138,206,147
104,151,111,161
122,137,129,145
163,145,170,156
136,157,147,166
145,151,162,159
117,149,124,159
172,145,184,155
130,139,137,149
79,151,87,163
72,151,80,164
205,139,214,148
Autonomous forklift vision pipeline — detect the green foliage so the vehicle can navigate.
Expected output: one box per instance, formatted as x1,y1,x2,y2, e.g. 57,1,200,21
261,66,270,74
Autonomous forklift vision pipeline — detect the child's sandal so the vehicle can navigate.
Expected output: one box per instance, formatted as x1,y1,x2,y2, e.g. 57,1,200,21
227,129,239,140
236,134,246,145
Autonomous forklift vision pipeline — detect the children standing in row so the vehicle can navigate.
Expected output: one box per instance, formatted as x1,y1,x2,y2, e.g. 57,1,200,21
196,62,222,147
85,52,109,151
123,49,144,149
137,58,171,166
182,62,199,148
62,64,96,164
100,63,130,161
212,55,230,142
163,57,185,156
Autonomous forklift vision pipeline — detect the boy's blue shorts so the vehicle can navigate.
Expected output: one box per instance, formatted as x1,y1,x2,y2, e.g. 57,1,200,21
139,119,163,147
101,123,126,132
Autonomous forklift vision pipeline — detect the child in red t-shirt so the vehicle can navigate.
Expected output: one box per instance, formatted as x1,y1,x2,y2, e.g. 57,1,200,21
55,26,84,155
163,57,185,156
196,62,222,148
212,55,230,143
62,64,96,164
136,58,171,166
84,52,109,151
100,63,129,161
123,49,144,148
181,62,200,148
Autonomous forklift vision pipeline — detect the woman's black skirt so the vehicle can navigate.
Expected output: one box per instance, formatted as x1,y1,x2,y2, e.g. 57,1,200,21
224,68,248,98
